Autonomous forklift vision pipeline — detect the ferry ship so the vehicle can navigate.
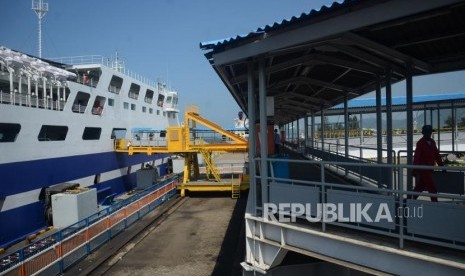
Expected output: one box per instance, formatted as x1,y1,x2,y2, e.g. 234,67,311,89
0,46,180,248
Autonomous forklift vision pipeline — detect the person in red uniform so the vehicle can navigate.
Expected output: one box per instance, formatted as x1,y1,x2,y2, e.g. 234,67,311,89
412,125,444,202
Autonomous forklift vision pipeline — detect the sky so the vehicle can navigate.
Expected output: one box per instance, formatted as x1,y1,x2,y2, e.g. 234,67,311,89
2,0,465,128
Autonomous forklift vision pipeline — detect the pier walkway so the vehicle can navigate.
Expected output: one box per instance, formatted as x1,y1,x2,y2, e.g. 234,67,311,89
65,193,247,276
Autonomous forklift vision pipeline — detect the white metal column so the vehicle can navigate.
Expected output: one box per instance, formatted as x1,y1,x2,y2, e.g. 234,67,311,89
247,61,256,215
376,76,383,164
406,65,414,191
258,58,268,205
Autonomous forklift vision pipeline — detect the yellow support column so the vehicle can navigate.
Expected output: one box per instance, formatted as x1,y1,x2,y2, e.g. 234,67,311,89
183,153,191,184
193,153,200,180
205,151,211,180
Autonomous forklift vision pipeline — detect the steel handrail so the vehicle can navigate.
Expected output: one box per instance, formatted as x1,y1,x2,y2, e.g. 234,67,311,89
0,176,178,276
253,156,465,252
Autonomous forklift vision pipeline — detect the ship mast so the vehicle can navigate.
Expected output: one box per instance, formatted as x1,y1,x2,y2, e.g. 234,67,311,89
32,0,48,58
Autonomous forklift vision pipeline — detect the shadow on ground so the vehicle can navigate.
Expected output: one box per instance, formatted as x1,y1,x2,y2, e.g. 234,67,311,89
199,191,247,276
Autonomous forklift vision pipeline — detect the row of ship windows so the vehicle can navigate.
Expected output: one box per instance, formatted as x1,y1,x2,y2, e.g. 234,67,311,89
0,123,131,142
119,101,174,118
74,92,176,118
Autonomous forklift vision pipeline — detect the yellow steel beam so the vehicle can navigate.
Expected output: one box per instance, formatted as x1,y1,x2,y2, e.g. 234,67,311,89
190,144,248,152
185,112,248,146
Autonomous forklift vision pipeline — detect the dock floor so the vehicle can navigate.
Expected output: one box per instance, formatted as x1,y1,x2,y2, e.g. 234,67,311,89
73,193,246,276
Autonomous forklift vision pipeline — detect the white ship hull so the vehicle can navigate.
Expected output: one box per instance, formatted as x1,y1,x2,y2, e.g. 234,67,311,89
0,47,180,247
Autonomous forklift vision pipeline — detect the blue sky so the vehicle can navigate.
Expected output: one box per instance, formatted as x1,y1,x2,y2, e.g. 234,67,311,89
2,0,465,127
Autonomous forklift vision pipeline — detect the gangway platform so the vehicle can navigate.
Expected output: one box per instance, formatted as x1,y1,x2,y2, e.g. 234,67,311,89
114,106,249,198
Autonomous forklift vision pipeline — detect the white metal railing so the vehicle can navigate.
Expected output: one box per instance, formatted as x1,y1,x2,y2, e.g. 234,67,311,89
253,156,465,252
49,55,105,66
49,55,161,89
108,85,121,94
0,91,66,110
71,104,87,113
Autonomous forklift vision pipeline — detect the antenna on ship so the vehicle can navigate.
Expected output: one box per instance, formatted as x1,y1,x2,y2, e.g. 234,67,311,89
32,0,48,58
112,50,125,73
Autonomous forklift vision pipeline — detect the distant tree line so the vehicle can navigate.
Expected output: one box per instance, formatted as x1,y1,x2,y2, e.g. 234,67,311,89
444,115,465,128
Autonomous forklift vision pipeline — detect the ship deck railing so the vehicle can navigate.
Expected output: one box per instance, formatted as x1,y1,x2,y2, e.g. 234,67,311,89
50,55,160,89
0,90,66,111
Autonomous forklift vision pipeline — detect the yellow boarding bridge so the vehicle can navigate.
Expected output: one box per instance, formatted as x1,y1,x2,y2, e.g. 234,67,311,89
114,106,249,198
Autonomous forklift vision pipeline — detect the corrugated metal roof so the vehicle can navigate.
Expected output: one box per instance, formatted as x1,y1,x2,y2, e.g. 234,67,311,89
200,0,465,124
199,0,350,50
331,93,465,110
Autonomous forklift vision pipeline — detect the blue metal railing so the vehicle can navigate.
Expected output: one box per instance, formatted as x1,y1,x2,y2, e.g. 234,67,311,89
0,176,178,276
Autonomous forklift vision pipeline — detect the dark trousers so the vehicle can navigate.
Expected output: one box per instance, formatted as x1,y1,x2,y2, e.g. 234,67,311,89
275,143,280,154
413,171,438,202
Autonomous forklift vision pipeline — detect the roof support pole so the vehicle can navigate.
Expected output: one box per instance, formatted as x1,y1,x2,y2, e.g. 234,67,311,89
297,118,300,151
360,113,364,149
247,60,257,215
311,111,315,151
286,123,290,142
304,115,308,155
406,64,414,191
452,103,456,151
344,94,349,159
430,108,433,128
292,121,295,144
423,104,427,126
437,103,441,151
376,75,383,164
258,57,269,205
386,69,393,189
321,107,325,151
344,94,349,176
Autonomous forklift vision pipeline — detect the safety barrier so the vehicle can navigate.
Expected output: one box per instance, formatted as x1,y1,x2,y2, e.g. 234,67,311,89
258,157,465,251
0,176,178,276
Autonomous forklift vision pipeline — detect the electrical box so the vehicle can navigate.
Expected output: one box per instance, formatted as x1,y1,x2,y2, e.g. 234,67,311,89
51,188,98,228
136,168,158,189
167,126,185,152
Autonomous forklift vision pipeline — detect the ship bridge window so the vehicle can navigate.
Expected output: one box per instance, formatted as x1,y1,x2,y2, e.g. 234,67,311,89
0,123,21,142
108,75,123,94
157,94,164,107
38,125,68,141
145,89,154,104
166,96,172,104
83,127,102,140
111,128,127,139
72,92,90,113
92,96,106,115
128,83,140,99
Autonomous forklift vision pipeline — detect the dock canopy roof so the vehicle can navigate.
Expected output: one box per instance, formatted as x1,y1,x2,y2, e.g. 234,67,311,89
200,0,465,124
